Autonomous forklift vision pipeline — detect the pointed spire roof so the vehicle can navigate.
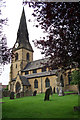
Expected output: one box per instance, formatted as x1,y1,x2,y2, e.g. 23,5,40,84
14,7,33,52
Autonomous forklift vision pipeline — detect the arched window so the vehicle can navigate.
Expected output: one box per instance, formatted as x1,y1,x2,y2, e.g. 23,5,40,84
60,75,64,87
34,79,38,88
26,53,29,61
15,53,18,61
16,64,17,68
68,72,72,85
45,78,50,88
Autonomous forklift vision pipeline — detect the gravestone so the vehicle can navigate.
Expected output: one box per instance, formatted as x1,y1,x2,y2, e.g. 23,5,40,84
44,86,52,101
20,92,24,97
16,93,20,98
2,90,10,97
58,83,64,96
56,87,59,94
53,87,55,94
10,92,14,99
33,90,37,96
74,106,80,111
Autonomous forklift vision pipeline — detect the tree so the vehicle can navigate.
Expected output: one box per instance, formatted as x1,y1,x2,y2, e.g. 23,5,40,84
71,70,80,95
24,2,80,69
0,0,12,75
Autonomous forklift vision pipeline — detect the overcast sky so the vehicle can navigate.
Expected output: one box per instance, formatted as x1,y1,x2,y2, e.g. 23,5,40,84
0,0,45,85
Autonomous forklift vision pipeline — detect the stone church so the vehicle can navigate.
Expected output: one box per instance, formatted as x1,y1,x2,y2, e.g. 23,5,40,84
9,8,78,93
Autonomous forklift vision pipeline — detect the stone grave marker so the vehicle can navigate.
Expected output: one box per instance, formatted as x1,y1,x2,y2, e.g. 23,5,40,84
58,83,64,96
20,92,24,97
16,93,20,98
10,92,14,99
33,90,37,96
2,90,10,97
56,87,59,94
44,86,52,101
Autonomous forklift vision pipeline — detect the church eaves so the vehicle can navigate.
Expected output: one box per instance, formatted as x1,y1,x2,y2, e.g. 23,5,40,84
13,7,33,52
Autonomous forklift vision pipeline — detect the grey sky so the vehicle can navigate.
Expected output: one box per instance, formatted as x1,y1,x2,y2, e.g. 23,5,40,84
0,0,45,85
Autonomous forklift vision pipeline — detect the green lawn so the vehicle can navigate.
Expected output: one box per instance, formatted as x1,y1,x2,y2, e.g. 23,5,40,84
2,93,80,119
0,98,2,102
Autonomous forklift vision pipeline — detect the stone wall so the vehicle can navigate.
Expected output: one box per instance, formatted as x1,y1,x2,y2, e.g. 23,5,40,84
28,75,57,93
65,85,78,92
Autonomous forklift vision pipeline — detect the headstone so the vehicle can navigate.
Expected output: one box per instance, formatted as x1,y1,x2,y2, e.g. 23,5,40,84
2,90,10,97
33,90,37,96
20,92,24,97
10,92,14,99
44,86,52,101
16,93,20,98
53,87,55,94
58,83,64,96
56,87,59,94
74,106,80,111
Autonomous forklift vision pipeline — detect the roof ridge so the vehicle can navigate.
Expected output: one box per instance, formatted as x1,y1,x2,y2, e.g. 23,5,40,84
22,57,49,71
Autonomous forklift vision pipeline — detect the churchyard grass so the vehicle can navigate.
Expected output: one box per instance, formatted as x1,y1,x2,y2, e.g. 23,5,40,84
0,98,2,102
2,93,80,119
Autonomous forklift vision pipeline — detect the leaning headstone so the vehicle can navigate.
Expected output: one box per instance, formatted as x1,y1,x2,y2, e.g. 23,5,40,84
33,90,37,96
44,86,52,101
58,83,64,96
16,93,20,98
10,92,14,99
20,92,24,97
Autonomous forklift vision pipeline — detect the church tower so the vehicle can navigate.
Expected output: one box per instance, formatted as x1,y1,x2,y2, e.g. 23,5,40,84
10,7,33,80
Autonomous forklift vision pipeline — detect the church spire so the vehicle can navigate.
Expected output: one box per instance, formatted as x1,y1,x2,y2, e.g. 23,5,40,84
14,7,33,52
17,7,29,42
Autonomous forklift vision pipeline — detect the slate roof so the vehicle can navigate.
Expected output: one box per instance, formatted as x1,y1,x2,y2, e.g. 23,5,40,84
22,58,49,71
13,7,33,52
12,75,31,86
19,75,31,86
23,70,57,79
